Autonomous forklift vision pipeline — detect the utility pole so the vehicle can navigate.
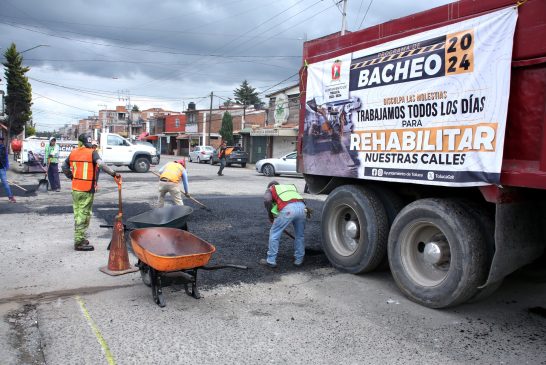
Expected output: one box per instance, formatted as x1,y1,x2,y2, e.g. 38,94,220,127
341,0,348,36
208,91,213,145
98,104,107,133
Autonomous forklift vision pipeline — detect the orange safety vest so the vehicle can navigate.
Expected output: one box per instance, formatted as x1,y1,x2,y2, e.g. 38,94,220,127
69,147,97,192
159,162,185,183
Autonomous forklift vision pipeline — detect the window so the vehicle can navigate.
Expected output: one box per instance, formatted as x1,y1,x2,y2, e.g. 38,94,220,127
107,135,124,146
175,118,180,128
286,152,297,159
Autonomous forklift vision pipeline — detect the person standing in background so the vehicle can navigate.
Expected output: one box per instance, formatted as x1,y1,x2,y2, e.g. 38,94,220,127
44,137,61,192
217,141,227,176
0,135,16,203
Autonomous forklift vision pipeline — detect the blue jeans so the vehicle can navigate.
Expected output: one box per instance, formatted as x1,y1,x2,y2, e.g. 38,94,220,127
0,167,13,198
267,201,306,264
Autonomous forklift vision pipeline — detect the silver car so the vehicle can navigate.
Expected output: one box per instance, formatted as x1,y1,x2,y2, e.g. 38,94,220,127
189,145,215,163
255,152,301,177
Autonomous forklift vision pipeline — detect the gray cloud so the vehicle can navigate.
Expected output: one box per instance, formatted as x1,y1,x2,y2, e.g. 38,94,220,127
0,0,452,130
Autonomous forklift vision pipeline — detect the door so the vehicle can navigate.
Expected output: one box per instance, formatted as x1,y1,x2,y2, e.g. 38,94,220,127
251,137,267,163
104,135,133,163
277,152,297,174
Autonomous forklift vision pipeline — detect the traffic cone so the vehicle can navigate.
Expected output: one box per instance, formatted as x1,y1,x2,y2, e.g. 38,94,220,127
100,176,138,276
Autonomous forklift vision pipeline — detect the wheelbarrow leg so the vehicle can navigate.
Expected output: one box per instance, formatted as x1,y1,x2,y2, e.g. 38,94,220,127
150,268,166,307
183,269,201,299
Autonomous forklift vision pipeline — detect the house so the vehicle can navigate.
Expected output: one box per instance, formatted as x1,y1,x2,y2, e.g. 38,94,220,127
246,83,300,163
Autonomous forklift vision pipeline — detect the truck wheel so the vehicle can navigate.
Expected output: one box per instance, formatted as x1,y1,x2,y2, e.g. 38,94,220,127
454,199,501,302
241,163,246,168
388,199,488,308
322,185,388,273
262,164,275,177
133,157,150,173
366,185,405,270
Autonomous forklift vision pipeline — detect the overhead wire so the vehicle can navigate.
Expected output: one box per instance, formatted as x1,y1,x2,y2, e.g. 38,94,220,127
358,0,374,29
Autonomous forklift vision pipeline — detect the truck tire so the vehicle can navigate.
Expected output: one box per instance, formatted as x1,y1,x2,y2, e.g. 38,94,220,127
454,199,501,302
133,157,150,173
366,185,405,270
388,199,488,308
322,185,388,273
241,163,246,168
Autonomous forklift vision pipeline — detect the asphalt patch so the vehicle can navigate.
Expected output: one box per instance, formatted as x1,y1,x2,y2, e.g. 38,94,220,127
92,194,328,289
528,307,546,318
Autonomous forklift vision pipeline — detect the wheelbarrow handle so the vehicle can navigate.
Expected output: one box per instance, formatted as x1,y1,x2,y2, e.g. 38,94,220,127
201,264,248,270
100,224,131,231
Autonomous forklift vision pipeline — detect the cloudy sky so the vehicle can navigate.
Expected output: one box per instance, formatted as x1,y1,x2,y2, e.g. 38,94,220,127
0,0,453,131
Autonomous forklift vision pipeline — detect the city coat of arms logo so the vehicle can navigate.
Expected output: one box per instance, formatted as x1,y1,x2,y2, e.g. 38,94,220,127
331,60,342,80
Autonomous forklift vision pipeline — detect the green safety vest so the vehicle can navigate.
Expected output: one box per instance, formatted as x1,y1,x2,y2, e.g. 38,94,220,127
271,184,303,216
44,144,59,164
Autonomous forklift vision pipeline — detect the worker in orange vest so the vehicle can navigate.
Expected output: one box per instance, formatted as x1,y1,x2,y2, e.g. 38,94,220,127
62,134,121,251
157,159,190,207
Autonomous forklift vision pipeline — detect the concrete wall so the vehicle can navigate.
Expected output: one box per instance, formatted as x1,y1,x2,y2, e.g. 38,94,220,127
272,137,297,158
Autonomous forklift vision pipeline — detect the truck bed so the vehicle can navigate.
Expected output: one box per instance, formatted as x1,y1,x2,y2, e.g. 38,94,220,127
300,0,546,189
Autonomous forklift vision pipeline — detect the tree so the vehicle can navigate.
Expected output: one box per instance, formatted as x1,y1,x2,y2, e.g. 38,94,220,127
233,80,261,108
219,112,234,145
2,43,32,139
132,105,140,112
223,98,234,108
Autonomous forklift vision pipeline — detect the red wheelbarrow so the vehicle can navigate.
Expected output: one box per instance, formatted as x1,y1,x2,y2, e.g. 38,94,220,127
130,227,247,307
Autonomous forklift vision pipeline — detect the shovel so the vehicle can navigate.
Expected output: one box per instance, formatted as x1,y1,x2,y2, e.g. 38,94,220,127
28,151,49,191
37,160,50,192
7,180,28,192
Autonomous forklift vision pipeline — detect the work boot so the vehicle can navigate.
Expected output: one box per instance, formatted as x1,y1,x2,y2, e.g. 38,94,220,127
75,244,94,251
75,240,94,251
259,258,277,268
293,258,304,267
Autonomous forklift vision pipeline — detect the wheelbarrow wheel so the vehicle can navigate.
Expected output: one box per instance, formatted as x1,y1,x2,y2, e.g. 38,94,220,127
140,266,152,287
156,293,166,307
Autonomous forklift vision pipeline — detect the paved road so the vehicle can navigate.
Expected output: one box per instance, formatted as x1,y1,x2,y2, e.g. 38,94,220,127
1,156,545,364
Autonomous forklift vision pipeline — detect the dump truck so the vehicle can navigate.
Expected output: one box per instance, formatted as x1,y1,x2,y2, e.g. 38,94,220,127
298,0,546,308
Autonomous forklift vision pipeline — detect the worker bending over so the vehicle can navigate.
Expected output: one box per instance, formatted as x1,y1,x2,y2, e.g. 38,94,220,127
260,181,306,268
157,159,190,207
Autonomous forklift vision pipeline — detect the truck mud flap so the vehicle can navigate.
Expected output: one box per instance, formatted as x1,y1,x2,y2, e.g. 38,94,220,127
481,201,546,288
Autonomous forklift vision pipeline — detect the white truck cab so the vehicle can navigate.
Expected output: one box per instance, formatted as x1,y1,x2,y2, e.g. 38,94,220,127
98,133,159,173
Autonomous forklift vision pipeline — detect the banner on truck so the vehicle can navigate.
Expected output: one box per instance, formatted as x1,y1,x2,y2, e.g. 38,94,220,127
303,7,517,186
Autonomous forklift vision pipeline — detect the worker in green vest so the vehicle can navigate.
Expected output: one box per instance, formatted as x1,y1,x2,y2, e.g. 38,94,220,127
260,181,306,268
44,137,61,191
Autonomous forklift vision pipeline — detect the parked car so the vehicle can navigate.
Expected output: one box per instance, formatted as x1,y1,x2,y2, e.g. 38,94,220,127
211,146,248,167
189,145,215,163
256,151,301,177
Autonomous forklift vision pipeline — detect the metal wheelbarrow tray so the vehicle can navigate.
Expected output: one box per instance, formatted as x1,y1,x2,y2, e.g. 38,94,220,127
130,227,246,307
127,205,193,230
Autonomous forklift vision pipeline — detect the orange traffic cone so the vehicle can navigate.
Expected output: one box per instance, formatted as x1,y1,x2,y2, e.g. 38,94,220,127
100,176,138,276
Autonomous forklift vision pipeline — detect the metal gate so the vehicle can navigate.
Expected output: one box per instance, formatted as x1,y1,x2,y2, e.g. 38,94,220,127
250,136,267,163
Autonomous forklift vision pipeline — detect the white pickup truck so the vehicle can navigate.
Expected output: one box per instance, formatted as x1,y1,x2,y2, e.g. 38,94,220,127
97,133,159,173
20,133,159,173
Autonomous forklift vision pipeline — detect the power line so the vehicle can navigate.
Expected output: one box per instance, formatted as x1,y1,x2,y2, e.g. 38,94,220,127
359,0,374,29
0,20,300,59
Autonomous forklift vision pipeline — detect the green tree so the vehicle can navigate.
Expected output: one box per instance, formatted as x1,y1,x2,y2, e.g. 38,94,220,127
2,43,32,140
219,111,234,145
233,80,261,107
132,105,140,112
